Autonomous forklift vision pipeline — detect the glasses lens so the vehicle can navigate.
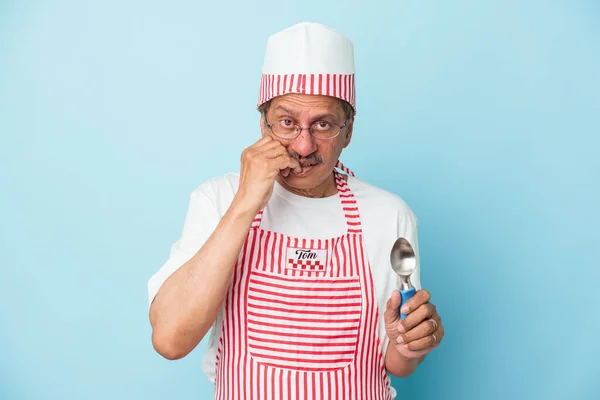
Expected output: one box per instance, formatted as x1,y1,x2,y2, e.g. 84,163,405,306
311,122,340,139
271,124,298,139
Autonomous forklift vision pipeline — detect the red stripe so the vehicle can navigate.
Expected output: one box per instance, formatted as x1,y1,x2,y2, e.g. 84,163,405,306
310,74,315,94
313,371,317,399
302,74,307,94
269,232,276,274
261,75,266,104
320,371,324,399
278,370,283,400
296,73,302,92
351,74,355,107
248,318,359,331
248,311,359,324
346,75,350,103
250,278,359,292
270,74,274,100
289,74,295,92
326,73,331,96
333,74,337,97
263,231,271,272
277,234,284,274
270,368,275,400
249,303,360,316
276,75,281,97
296,371,300,399
318,74,323,94
248,335,356,348
287,370,291,400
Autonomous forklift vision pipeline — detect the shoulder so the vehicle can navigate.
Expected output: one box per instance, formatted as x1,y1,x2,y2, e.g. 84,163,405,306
347,176,417,223
188,172,240,214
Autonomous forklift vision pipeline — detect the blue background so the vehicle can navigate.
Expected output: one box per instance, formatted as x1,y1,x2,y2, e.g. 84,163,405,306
1,0,599,399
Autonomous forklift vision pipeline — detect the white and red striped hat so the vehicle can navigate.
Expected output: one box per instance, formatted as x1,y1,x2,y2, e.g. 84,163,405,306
257,22,356,112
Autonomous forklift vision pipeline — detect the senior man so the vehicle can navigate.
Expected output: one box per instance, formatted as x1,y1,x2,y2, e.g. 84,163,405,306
148,22,444,399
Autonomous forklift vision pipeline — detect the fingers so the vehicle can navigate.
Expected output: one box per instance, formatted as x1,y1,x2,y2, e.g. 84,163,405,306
273,154,301,173
404,323,444,351
398,316,442,351
399,302,436,333
384,290,401,325
400,289,431,316
257,143,289,159
252,136,274,148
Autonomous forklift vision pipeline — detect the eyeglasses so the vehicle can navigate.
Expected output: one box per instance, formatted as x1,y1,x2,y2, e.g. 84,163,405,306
264,115,347,140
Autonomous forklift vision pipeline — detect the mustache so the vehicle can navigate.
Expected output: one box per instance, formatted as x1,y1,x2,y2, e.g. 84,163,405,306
288,151,324,166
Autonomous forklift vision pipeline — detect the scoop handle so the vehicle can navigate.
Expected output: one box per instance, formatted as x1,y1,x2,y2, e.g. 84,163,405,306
399,288,416,320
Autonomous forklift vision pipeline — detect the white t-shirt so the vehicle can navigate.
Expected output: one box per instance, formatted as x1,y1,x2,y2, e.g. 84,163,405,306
147,172,422,397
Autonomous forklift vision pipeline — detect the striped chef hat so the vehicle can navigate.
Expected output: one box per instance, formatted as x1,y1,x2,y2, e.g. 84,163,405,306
257,22,356,112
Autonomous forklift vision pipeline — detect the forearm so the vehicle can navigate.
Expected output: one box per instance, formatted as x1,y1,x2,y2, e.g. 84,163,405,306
384,343,425,378
149,197,257,359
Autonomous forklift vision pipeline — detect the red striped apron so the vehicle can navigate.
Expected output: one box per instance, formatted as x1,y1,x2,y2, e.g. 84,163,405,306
214,166,392,400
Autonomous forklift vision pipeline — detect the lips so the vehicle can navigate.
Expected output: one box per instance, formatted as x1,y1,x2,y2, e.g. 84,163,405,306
292,165,314,177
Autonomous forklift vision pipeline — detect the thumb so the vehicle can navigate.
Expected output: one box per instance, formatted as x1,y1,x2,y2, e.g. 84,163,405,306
384,290,401,324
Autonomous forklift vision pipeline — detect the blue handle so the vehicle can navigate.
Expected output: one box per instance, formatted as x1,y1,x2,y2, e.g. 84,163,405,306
399,287,416,320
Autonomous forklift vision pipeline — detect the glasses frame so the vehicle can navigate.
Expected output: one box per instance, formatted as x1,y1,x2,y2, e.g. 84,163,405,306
264,115,348,140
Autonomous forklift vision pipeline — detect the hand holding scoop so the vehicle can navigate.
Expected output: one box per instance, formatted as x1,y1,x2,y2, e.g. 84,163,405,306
390,237,417,320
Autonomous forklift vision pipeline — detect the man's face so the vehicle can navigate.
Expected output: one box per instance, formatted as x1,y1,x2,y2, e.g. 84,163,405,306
261,94,353,191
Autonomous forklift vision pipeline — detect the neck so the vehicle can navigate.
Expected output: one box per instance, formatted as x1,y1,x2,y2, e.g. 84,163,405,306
277,173,338,198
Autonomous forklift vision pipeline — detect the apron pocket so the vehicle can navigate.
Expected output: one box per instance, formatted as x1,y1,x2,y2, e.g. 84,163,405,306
246,270,362,372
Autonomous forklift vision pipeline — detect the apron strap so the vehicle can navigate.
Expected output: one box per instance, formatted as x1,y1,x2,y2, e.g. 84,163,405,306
335,160,355,177
334,171,363,234
250,210,263,229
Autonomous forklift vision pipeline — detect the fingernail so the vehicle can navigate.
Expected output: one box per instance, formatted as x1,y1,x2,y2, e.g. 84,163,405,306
401,306,409,314
397,323,406,333
397,335,404,344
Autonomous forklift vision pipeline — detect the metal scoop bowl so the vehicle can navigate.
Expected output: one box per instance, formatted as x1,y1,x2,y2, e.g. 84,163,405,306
390,237,417,320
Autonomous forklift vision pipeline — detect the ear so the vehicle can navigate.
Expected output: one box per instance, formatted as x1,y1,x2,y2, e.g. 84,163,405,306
342,118,354,148
260,114,269,137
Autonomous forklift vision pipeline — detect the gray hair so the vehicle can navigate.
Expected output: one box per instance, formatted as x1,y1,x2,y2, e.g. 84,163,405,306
258,97,356,122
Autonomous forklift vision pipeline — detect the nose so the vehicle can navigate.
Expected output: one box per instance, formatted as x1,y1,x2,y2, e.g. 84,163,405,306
288,127,318,157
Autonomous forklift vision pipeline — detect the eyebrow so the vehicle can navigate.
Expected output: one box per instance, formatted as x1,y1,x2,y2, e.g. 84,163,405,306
272,106,341,122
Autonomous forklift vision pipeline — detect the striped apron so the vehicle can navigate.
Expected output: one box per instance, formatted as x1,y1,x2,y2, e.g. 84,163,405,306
214,165,392,399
